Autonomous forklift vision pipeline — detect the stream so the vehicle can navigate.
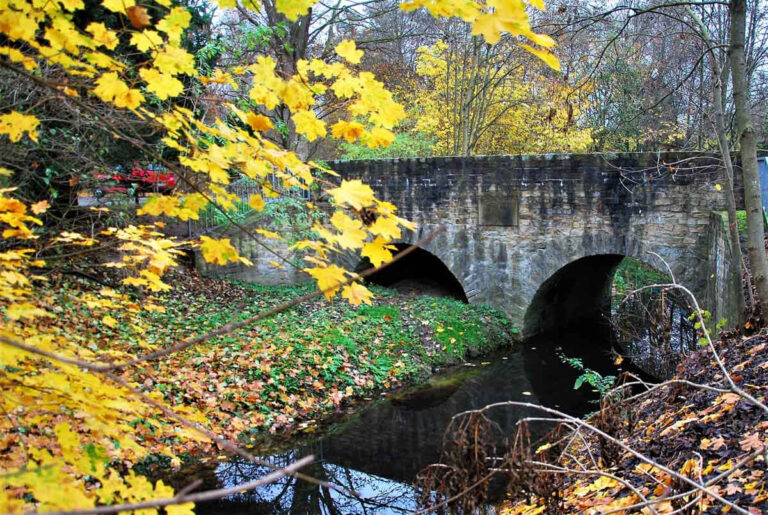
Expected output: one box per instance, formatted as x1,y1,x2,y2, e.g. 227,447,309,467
165,322,627,514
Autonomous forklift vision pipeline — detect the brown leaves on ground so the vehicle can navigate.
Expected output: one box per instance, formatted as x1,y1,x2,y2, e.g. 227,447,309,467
503,331,768,514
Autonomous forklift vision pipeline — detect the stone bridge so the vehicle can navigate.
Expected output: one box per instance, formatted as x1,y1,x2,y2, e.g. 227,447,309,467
198,152,741,337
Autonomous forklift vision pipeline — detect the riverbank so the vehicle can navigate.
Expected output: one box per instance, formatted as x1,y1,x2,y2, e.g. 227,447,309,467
501,327,768,514
50,270,515,450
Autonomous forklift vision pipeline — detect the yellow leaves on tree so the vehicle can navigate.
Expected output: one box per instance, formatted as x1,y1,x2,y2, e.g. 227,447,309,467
140,68,184,100
304,264,348,300
362,237,396,268
0,0,561,510
332,120,365,143
342,282,374,306
200,236,253,266
328,179,376,210
275,0,316,21
293,109,327,141
335,40,364,64
94,72,144,109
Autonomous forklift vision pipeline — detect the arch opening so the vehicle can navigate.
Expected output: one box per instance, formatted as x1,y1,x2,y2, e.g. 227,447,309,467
523,254,625,339
521,255,695,412
357,244,468,302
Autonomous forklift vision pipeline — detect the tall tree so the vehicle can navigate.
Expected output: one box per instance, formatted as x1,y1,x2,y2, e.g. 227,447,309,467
729,0,768,311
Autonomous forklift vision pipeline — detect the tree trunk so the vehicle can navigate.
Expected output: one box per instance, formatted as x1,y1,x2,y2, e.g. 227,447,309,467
729,0,768,312
686,6,750,320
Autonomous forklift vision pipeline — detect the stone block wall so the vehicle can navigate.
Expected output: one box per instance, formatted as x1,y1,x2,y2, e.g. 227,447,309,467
198,152,739,335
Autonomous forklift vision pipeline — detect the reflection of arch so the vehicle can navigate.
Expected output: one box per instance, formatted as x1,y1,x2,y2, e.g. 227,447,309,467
357,243,468,302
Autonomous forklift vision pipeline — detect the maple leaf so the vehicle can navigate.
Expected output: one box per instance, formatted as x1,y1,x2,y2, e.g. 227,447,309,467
327,179,375,210
335,40,364,64
292,110,326,141
0,112,39,143
362,237,395,268
126,5,150,28
331,120,365,143
102,0,136,14
93,72,129,104
153,45,195,76
521,44,561,71
341,282,373,306
275,0,315,21
248,194,266,211
329,210,366,250
246,113,273,132
30,200,50,215
304,264,347,299
102,315,118,328
365,127,395,149
137,195,180,217
700,436,726,451
369,215,401,240
139,68,184,100
130,30,163,53
86,22,119,50
199,236,251,266
740,432,764,452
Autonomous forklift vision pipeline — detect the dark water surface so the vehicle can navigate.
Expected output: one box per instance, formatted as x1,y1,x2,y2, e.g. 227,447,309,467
173,325,621,514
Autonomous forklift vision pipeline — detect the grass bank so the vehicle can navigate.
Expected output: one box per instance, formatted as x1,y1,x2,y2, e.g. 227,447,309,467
103,271,515,442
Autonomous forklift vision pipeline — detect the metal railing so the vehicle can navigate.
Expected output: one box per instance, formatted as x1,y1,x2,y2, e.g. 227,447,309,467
187,175,311,237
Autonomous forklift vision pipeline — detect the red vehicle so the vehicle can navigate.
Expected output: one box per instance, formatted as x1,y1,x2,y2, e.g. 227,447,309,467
94,163,176,199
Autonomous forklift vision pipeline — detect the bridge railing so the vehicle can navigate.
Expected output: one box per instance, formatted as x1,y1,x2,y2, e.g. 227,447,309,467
187,175,311,237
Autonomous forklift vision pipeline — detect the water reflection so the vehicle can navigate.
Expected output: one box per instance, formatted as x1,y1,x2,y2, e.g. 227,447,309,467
177,340,616,514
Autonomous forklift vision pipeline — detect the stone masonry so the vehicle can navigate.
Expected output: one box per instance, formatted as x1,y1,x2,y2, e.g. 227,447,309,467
199,152,741,337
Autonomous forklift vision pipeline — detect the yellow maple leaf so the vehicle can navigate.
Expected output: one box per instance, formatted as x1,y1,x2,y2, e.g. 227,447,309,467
331,120,365,143
156,7,192,42
86,22,119,50
275,0,315,21
362,237,395,268
130,30,163,53
304,264,347,299
327,179,375,210
255,228,282,240
114,88,144,109
0,112,39,143
368,215,401,240
139,68,184,100
342,282,373,306
102,0,136,13
93,72,129,103
30,200,50,215
248,194,266,211
329,210,366,250
365,127,395,149
199,236,251,266
521,44,560,71
153,45,195,76
247,113,273,132
6,302,47,320
293,110,326,141
335,40,364,64
137,195,180,217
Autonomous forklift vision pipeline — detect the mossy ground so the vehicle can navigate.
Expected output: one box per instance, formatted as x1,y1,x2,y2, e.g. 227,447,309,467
121,271,516,443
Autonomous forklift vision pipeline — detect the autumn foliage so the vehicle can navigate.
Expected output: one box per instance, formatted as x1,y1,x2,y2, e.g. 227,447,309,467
0,0,557,512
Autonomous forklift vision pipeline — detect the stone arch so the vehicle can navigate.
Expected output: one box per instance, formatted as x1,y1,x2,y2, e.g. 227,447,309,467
356,243,468,301
517,233,686,339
